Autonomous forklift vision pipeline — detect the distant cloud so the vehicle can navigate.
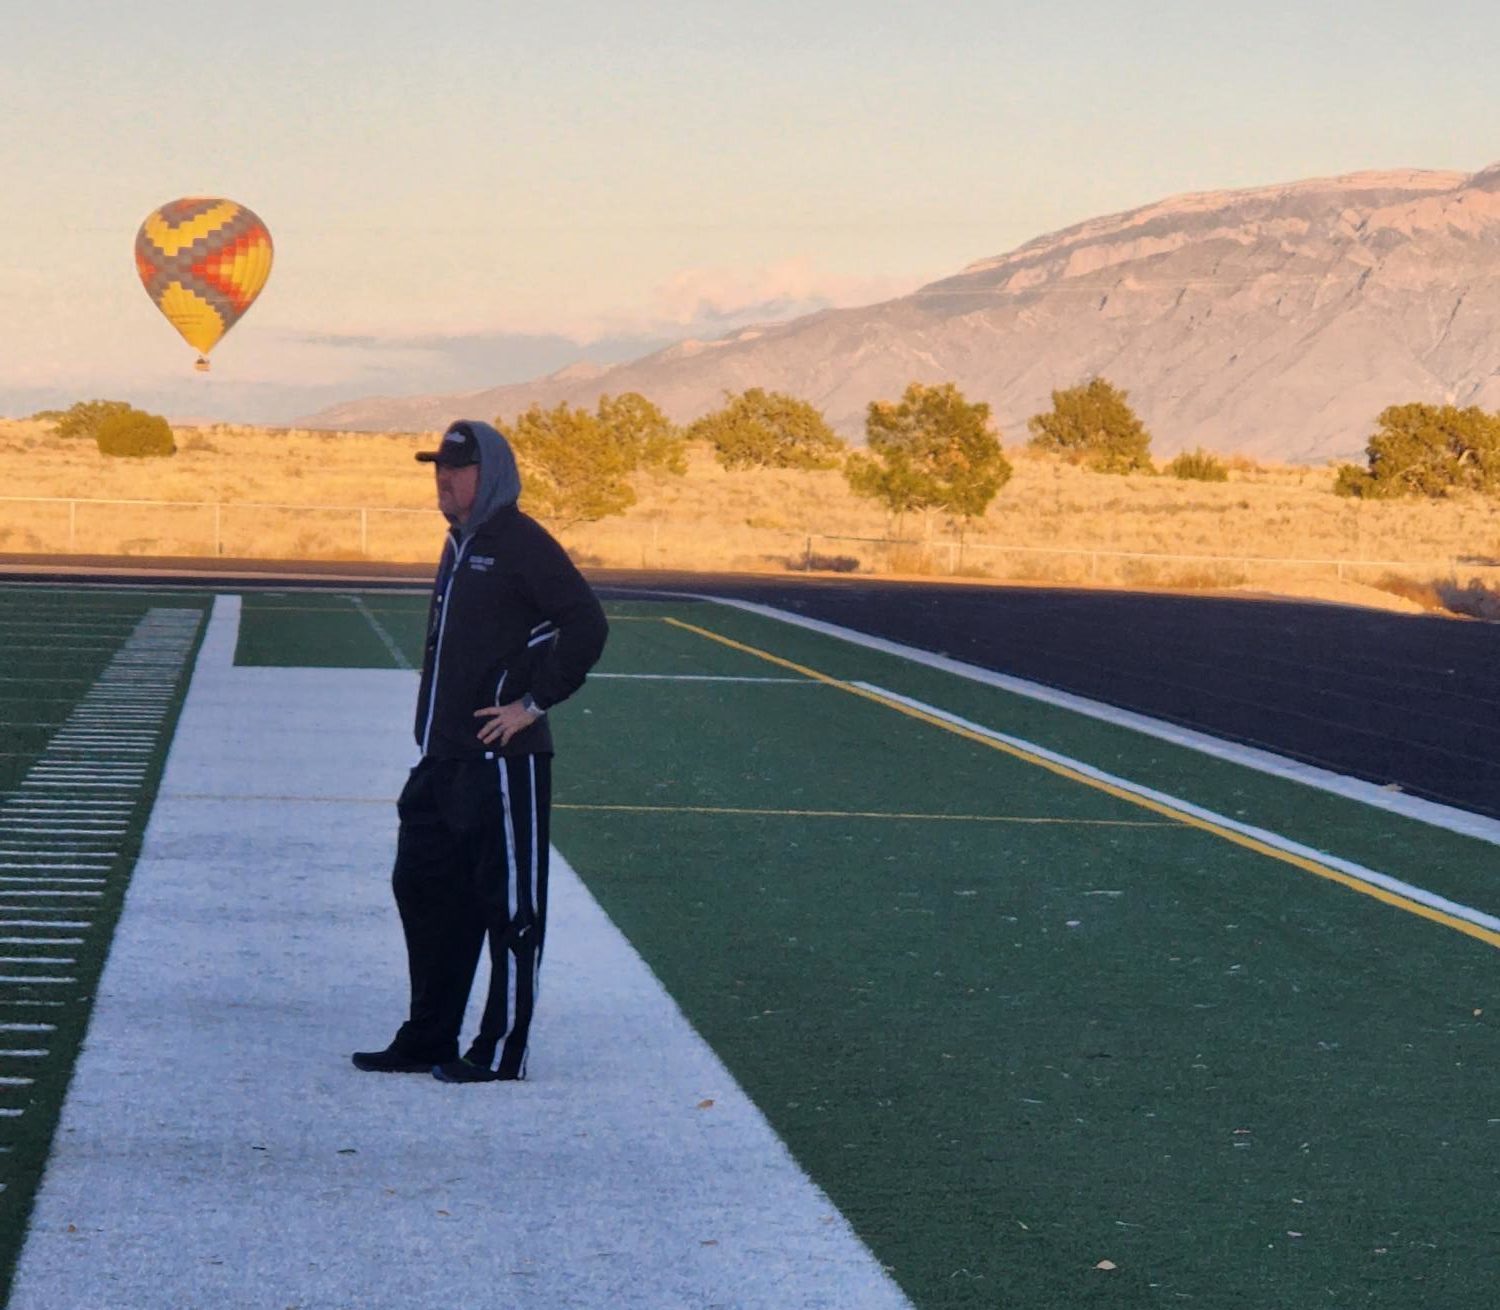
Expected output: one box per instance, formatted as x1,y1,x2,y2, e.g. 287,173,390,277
274,328,673,391
643,259,921,331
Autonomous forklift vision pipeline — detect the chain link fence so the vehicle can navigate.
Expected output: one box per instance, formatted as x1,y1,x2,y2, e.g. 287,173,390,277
4,495,1498,605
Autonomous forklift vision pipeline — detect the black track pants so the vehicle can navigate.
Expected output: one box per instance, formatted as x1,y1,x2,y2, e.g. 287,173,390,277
391,753,552,1079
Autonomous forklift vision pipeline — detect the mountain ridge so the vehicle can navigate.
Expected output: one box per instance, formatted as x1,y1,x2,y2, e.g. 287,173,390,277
302,162,1500,463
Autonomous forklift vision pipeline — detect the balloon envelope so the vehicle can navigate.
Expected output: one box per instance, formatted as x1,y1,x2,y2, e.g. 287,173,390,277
135,198,273,366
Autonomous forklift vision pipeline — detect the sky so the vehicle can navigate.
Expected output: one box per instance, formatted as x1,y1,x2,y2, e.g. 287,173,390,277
2,0,1496,423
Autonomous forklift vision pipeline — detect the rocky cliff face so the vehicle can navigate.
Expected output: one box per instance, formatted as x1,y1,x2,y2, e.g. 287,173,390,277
304,164,1500,462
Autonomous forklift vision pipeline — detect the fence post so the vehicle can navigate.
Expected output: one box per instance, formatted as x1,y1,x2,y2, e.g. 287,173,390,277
360,508,369,558
804,536,812,571
68,500,77,550
213,503,222,556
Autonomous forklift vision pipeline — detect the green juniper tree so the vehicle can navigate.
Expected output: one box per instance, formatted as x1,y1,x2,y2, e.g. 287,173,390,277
845,381,1011,540
1334,403,1500,499
687,388,844,471
1027,376,1153,474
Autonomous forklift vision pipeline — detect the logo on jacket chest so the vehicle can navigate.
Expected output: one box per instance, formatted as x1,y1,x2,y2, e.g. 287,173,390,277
467,554,496,572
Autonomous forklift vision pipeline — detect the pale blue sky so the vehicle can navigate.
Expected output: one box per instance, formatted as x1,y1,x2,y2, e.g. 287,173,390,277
2,0,1495,420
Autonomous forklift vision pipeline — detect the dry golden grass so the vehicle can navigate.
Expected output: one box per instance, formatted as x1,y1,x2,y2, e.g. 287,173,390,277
3,418,1499,616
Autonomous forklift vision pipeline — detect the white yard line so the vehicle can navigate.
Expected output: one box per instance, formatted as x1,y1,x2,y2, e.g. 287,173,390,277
8,593,911,1310
593,672,815,683
347,595,415,671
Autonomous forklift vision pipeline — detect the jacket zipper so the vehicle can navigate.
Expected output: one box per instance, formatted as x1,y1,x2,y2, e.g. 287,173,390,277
420,534,471,755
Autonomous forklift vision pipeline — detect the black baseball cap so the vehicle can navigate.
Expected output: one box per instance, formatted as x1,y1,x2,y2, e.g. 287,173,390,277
415,422,480,468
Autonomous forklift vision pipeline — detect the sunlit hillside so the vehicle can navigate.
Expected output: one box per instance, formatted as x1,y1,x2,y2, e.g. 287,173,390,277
3,419,1498,616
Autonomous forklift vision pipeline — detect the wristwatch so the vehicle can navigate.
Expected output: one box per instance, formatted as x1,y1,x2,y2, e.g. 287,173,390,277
520,693,546,718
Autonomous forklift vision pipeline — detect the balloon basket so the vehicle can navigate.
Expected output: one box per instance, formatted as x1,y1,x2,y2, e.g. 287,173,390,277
194,357,211,373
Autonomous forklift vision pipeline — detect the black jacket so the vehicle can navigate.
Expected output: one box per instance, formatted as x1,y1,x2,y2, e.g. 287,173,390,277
414,504,608,758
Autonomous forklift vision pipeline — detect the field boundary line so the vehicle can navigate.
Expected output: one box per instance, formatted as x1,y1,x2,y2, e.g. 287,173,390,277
663,617,1500,950
690,595,1500,847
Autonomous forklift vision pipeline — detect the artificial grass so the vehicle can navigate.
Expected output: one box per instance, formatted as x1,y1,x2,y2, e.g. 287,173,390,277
215,590,1499,1307
0,586,211,1306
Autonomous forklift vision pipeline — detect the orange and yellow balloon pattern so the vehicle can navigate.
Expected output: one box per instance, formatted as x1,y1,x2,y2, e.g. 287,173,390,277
135,198,272,369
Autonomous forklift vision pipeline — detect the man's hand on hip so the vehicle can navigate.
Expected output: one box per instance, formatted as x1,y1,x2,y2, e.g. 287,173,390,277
474,700,540,747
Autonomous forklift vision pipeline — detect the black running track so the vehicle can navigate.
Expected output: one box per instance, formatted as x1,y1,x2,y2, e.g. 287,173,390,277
4,558,1497,822
592,571,1500,823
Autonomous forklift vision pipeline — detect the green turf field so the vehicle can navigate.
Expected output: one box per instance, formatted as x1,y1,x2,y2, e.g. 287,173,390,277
230,589,1498,1309
0,585,209,1303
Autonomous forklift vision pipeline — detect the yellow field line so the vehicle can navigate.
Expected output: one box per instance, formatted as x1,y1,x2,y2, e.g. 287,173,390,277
662,617,1500,950
556,802,1171,826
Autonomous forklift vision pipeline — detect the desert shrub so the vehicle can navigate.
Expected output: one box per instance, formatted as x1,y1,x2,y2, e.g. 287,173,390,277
1166,448,1229,481
94,407,176,458
786,551,860,573
52,400,134,442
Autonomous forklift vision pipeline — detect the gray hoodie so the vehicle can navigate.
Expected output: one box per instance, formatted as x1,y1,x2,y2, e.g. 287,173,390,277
444,420,522,537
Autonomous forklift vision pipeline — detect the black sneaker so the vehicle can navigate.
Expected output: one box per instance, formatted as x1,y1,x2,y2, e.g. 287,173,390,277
352,1043,455,1073
432,1057,514,1083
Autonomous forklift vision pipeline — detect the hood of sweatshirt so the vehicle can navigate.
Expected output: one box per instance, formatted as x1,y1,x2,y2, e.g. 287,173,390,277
444,420,521,538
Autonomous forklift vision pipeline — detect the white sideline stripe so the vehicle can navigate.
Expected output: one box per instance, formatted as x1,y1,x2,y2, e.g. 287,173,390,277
8,593,912,1310
697,595,1500,847
863,681,1500,935
0,1024,56,1032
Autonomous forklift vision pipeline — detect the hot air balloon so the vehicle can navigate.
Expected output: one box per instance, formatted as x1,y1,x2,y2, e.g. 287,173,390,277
135,198,273,371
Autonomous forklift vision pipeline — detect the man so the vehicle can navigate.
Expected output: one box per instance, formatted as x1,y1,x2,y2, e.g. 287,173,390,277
353,419,607,1082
